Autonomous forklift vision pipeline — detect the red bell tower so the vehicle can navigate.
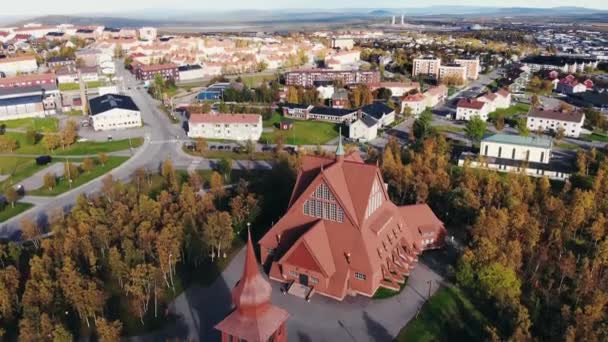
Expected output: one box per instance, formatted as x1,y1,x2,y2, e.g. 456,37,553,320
215,229,289,342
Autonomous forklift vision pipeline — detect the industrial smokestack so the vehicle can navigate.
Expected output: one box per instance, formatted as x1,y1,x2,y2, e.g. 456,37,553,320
392,16,396,25
401,15,405,25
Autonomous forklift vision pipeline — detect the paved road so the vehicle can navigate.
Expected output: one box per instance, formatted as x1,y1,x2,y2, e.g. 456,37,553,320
132,247,444,342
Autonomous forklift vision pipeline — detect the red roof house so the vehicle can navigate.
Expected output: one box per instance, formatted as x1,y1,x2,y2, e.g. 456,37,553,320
259,140,446,300
215,230,289,342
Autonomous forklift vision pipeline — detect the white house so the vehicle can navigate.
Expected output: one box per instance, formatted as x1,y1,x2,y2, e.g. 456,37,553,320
138,27,157,41
369,81,420,97
348,114,378,142
89,94,142,131
188,113,262,141
401,92,426,116
526,108,585,138
456,99,490,121
477,89,511,112
178,64,205,81
361,102,395,127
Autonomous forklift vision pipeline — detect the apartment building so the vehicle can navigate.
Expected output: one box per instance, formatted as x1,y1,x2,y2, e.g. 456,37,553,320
187,113,262,141
0,55,38,76
285,69,380,87
0,73,56,88
412,57,441,77
134,63,179,81
454,58,480,80
438,64,467,83
526,108,585,138
456,99,490,121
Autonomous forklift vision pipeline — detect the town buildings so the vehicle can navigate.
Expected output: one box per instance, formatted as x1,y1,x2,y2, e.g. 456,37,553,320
0,73,56,88
133,63,179,81
438,64,467,83
456,99,490,121
285,69,380,87
401,85,448,116
412,57,441,78
331,88,349,108
368,81,420,97
477,89,511,112
458,134,572,181
331,37,355,50
259,141,447,300
0,55,38,76
187,113,263,141
521,55,598,73
46,56,75,68
215,230,289,342
348,114,378,142
89,94,142,131
556,75,587,95
454,58,480,80
177,64,205,81
56,66,99,84
526,108,585,137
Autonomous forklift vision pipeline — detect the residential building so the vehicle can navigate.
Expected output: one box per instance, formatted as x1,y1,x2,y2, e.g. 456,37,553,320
0,73,56,88
259,141,447,300
438,64,467,83
89,94,142,131
412,57,441,77
526,108,585,137
454,58,480,80
177,64,205,81
56,66,99,84
331,37,355,50
401,92,426,116
521,55,598,73
458,134,573,181
456,99,490,121
477,89,511,112
368,81,420,97
134,63,179,81
424,85,448,107
285,69,380,87
348,114,378,142
556,75,587,94
215,230,289,342
0,55,38,76
361,102,395,127
325,50,360,70
187,113,262,141
138,27,157,41
282,104,358,123
46,56,75,68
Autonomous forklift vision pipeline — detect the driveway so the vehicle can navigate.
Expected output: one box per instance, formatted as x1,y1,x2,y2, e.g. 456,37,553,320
132,248,443,342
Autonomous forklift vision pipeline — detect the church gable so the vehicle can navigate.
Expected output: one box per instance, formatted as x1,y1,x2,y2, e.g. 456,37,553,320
303,182,345,223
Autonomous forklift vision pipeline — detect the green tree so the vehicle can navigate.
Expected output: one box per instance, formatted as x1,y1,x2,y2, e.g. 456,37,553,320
464,116,487,146
25,128,37,145
412,110,435,141
218,158,232,181
517,118,530,136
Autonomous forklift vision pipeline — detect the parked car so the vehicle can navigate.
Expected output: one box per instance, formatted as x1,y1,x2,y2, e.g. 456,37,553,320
261,145,273,152
209,145,218,150
35,155,52,165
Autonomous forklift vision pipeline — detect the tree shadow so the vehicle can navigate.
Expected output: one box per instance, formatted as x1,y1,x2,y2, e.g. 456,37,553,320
362,310,392,342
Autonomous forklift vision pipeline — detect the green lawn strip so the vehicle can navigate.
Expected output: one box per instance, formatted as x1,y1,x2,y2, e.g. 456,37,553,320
555,141,580,150
0,157,55,188
488,103,530,120
260,119,339,145
0,202,34,223
27,156,128,196
0,117,60,132
373,280,407,299
581,132,608,143
396,285,490,342
63,109,85,116
238,74,278,87
435,125,464,133
2,132,143,155
58,81,104,91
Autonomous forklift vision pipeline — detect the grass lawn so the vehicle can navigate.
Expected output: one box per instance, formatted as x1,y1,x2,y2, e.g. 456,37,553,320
27,156,128,196
396,286,489,342
62,109,84,116
236,74,278,87
58,81,104,91
373,281,407,299
435,125,464,133
0,202,33,223
0,157,54,188
555,141,580,150
2,132,143,155
488,103,530,120
261,117,339,145
0,117,59,132
581,132,608,143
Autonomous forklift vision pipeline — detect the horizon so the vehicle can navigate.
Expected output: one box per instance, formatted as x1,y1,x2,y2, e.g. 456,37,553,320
2,2,608,17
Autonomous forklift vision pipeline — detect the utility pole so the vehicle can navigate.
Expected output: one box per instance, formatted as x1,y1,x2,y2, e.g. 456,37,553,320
427,280,432,300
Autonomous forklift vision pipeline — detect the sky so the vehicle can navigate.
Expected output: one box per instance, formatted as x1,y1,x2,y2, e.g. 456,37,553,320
2,0,608,16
